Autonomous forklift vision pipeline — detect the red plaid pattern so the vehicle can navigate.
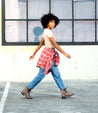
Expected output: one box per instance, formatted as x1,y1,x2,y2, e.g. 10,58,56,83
36,47,60,75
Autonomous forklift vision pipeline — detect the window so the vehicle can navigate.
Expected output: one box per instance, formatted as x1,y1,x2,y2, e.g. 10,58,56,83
2,0,98,45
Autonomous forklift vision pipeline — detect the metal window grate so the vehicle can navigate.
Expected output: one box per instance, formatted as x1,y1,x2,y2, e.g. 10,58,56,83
2,0,98,45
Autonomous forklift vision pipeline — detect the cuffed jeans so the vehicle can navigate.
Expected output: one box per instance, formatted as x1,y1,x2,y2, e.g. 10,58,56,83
28,62,65,90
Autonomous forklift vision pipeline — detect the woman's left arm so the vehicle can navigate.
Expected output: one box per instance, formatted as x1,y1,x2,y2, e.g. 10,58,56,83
49,37,71,58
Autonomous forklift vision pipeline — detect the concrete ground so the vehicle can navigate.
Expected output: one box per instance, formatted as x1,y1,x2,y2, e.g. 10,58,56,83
0,80,98,113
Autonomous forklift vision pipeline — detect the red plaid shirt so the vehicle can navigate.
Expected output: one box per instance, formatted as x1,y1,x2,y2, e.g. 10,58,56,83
36,47,60,75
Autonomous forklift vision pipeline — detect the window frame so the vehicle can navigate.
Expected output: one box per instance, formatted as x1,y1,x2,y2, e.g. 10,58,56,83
2,0,98,45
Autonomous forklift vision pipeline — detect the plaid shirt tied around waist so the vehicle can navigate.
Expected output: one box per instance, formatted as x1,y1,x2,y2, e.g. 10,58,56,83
36,47,60,75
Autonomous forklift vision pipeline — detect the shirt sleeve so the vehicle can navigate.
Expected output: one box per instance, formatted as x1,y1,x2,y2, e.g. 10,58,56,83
47,30,53,38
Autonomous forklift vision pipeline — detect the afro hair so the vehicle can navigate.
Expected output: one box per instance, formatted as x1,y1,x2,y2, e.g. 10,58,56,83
40,13,60,28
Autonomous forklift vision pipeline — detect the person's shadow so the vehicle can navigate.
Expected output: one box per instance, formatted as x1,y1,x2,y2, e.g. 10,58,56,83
33,26,43,42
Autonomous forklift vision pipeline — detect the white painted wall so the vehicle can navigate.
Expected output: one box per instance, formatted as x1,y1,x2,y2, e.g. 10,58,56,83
0,46,98,82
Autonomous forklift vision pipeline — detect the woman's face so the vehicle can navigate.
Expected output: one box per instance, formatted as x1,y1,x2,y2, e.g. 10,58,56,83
47,20,55,29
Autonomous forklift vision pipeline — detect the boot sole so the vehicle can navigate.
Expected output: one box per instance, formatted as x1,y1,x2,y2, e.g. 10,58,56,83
62,96,67,99
61,93,74,99
21,92,32,99
21,92,24,95
68,93,74,96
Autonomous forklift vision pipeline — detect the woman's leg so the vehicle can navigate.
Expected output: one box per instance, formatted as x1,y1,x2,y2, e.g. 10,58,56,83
28,68,45,90
50,62,65,90
50,62,74,99
21,68,45,99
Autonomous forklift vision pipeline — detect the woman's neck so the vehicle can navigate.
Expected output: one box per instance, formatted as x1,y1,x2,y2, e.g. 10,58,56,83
46,27,51,30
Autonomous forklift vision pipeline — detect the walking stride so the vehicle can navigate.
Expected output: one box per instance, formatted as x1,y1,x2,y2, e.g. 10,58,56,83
21,13,74,99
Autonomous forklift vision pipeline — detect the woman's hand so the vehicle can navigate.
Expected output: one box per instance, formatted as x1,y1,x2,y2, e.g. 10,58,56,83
29,55,35,60
64,53,71,58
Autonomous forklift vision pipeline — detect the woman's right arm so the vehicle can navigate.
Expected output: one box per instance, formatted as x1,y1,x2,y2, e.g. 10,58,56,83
29,38,44,60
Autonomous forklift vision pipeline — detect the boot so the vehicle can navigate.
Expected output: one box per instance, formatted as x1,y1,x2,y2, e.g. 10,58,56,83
64,88,74,96
21,86,32,99
60,88,74,99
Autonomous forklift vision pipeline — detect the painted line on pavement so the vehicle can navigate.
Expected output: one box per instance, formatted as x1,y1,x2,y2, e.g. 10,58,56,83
0,82,11,113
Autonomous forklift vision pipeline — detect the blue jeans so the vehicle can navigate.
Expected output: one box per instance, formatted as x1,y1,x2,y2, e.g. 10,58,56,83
28,62,65,90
